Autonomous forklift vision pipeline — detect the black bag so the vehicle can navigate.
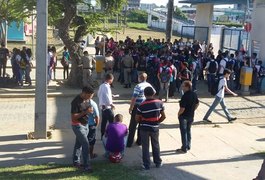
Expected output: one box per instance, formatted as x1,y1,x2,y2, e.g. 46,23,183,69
211,77,223,96
208,61,217,74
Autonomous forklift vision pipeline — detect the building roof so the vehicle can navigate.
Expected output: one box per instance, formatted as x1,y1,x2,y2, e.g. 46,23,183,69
179,0,247,4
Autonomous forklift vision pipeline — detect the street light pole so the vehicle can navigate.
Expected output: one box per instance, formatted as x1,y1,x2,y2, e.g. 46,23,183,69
34,0,48,139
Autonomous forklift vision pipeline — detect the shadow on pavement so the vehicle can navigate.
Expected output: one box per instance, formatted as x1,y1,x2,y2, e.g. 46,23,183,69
0,134,27,142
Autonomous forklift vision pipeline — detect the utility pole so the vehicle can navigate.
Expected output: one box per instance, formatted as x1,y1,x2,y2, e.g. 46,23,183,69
31,14,35,60
34,0,48,139
166,0,174,42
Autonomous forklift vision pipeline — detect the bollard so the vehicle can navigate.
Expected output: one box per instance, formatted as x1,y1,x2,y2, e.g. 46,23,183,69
240,67,253,95
95,55,105,80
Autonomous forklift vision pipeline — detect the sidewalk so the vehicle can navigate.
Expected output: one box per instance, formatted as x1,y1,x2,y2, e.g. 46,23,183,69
0,79,265,180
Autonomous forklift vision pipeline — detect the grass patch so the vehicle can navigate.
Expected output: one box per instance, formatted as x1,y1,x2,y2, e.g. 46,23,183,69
127,23,149,31
0,162,151,180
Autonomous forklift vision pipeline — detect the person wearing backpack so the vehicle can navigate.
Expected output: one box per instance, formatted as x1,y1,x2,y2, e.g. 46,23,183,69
227,54,236,91
205,55,218,92
203,69,238,123
62,46,70,79
157,59,172,102
0,42,9,77
191,55,200,92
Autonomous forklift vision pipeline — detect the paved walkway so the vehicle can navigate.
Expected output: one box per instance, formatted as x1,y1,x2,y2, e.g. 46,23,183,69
0,77,265,180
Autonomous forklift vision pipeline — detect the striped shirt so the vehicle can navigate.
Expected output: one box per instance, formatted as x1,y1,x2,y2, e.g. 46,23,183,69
132,81,155,105
137,99,164,131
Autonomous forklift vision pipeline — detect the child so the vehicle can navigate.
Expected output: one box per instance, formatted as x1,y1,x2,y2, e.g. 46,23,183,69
103,114,128,162
86,102,99,159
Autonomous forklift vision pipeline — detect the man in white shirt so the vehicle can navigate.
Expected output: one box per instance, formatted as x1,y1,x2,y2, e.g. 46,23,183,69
127,73,155,147
203,69,238,123
205,55,218,92
98,73,115,138
218,53,228,76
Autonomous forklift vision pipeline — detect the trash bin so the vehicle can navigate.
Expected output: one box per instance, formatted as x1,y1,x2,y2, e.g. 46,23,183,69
240,67,253,86
95,55,105,79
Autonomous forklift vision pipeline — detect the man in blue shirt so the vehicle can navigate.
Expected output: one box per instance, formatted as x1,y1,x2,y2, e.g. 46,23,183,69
127,73,155,147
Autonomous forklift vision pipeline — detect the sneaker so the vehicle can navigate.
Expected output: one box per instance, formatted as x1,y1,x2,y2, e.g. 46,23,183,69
73,163,83,169
155,163,163,168
203,119,212,123
176,149,187,154
229,117,237,122
141,164,150,170
83,167,93,173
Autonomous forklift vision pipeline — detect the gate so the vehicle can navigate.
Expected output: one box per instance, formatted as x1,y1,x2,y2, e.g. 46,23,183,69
220,28,249,53
181,26,209,43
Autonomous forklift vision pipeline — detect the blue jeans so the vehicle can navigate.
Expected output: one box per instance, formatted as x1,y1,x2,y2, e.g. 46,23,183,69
72,124,90,168
192,73,198,91
207,74,216,92
179,116,193,151
203,96,232,121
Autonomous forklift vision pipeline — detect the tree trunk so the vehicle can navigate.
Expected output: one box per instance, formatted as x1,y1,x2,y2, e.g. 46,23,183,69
166,0,174,42
0,20,6,44
57,1,82,87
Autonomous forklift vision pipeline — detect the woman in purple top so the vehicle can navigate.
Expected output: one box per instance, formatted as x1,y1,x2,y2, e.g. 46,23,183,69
105,114,128,153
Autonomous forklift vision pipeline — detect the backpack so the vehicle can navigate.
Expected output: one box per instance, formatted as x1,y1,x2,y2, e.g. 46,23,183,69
211,77,223,96
19,58,27,69
226,59,234,70
208,61,217,74
137,57,146,71
259,66,265,77
160,66,171,83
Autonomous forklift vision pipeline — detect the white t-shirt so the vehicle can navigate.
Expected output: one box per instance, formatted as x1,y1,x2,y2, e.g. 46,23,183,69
219,58,227,74
217,77,226,98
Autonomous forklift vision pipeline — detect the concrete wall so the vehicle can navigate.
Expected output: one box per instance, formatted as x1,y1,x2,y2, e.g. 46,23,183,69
195,3,214,45
251,0,265,62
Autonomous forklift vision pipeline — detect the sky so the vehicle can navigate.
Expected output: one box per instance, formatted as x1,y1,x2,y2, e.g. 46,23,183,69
140,0,233,8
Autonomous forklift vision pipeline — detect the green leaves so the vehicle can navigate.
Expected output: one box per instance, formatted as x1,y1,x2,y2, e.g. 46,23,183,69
0,0,35,23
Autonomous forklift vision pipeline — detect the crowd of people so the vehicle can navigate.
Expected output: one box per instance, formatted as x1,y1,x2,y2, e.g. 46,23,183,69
0,42,33,86
91,35,265,102
0,43,72,86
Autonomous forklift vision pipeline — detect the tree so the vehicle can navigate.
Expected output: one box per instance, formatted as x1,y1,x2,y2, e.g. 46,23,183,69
166,0,174,41
127,10,148,23
48,0,126,87
0,0,34,46
0,0,126,87
174,6,188,21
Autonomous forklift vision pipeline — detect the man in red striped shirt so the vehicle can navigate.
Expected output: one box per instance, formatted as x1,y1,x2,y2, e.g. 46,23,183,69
136,87,166,170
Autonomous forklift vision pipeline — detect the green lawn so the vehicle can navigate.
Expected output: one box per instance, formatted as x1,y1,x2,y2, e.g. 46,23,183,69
127,23,149,31
0,162,151,180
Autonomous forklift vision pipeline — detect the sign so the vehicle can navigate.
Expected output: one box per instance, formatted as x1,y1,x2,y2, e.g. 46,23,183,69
244,22,252,32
